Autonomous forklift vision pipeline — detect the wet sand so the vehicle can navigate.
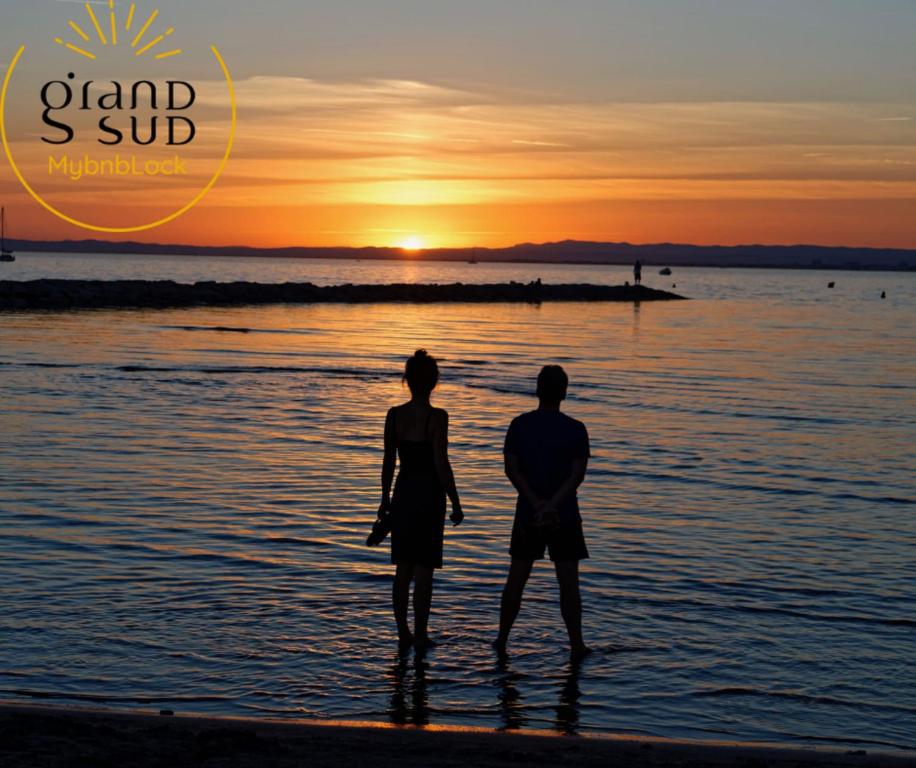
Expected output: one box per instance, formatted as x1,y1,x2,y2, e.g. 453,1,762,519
1,703,911,768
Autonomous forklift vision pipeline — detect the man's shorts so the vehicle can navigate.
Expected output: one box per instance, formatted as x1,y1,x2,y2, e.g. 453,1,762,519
510,516,589,562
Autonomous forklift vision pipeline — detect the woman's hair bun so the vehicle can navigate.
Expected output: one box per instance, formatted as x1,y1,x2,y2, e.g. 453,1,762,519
404,349,439,396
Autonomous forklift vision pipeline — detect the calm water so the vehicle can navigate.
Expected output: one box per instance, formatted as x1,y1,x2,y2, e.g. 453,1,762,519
1,254,914,752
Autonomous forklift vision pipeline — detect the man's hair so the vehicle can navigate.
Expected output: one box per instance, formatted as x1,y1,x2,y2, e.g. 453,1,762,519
537,365,568,403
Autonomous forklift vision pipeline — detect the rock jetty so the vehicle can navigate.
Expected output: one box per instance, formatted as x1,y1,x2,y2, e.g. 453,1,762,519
0,280,684,311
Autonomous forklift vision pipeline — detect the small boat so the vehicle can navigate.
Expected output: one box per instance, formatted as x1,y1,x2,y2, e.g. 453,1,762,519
0,207,14,262
659,267,672,276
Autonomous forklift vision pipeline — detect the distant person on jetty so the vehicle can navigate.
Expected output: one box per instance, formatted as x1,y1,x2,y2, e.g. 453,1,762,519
495,365,591,660
369,350,464,652
634,259,643,286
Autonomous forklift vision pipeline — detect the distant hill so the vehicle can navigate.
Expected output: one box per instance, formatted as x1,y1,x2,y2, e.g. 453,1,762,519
7,238,916,271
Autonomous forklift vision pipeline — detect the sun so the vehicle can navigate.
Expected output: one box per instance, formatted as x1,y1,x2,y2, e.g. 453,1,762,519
398,236,427,252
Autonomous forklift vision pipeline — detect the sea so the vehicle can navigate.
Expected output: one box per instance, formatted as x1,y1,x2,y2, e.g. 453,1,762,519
1,252,914,752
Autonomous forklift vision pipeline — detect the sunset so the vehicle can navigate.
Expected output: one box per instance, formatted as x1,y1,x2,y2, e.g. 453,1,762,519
1,1,915,248
1,3,914,768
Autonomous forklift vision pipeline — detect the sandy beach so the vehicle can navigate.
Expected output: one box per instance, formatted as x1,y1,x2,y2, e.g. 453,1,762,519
1,704,912,768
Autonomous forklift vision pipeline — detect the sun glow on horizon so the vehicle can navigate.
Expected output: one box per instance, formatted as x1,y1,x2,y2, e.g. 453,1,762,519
398,236,427,252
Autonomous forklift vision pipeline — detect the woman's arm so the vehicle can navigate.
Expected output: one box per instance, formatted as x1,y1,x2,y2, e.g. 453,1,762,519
432,410,463,525
379,407,397,515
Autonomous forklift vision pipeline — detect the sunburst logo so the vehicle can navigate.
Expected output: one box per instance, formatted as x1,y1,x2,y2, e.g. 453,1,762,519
54,2,182,61
1,1,236,233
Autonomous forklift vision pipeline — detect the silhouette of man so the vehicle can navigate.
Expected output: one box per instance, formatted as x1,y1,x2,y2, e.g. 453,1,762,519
634,259,642,286
495,365,591,659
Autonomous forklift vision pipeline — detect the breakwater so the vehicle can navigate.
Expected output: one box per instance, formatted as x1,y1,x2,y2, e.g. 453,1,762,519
0,280,684,311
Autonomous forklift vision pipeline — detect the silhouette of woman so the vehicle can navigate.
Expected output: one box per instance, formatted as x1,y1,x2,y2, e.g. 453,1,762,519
371,350,463,652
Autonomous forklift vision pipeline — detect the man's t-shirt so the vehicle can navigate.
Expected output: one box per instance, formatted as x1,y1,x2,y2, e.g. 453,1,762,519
503,410,590,523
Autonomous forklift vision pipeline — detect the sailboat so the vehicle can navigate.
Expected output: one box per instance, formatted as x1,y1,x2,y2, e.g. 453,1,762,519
0,207,14,262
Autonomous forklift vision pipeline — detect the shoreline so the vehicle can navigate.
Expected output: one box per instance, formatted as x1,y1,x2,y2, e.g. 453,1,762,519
0,280,684,312
1,703,912,768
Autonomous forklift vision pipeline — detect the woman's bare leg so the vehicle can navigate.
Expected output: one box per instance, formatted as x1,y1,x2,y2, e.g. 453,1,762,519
412,565,435,647
393,563,414,649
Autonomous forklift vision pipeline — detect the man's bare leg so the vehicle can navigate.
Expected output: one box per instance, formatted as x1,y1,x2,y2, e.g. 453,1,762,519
554,560,590,659
495,558,534,653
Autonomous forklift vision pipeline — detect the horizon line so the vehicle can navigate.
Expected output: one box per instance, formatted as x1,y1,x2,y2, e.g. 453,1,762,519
6,236,916,254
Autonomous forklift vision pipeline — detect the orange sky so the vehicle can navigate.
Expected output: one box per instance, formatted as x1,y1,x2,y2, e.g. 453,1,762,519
2,4,915,250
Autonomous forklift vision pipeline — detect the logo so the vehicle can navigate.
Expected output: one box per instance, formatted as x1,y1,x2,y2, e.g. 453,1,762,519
2,2,236,233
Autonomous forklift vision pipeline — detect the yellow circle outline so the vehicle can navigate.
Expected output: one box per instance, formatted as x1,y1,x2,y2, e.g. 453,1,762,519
1,44,236,233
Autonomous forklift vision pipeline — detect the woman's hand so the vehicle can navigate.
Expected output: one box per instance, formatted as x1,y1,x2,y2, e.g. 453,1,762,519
450,502,464,527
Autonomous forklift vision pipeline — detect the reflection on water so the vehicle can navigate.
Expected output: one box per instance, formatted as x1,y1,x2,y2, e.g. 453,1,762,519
0,266,915,751
555,659,583,736
389,657,430,727
495,657,526,731
492,655,584,735
494,655,583,735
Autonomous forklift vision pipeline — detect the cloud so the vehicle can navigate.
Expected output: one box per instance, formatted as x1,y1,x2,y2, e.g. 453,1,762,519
195,81,916,206
512,139,571,148
193,76,481,113
6,73,916,212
